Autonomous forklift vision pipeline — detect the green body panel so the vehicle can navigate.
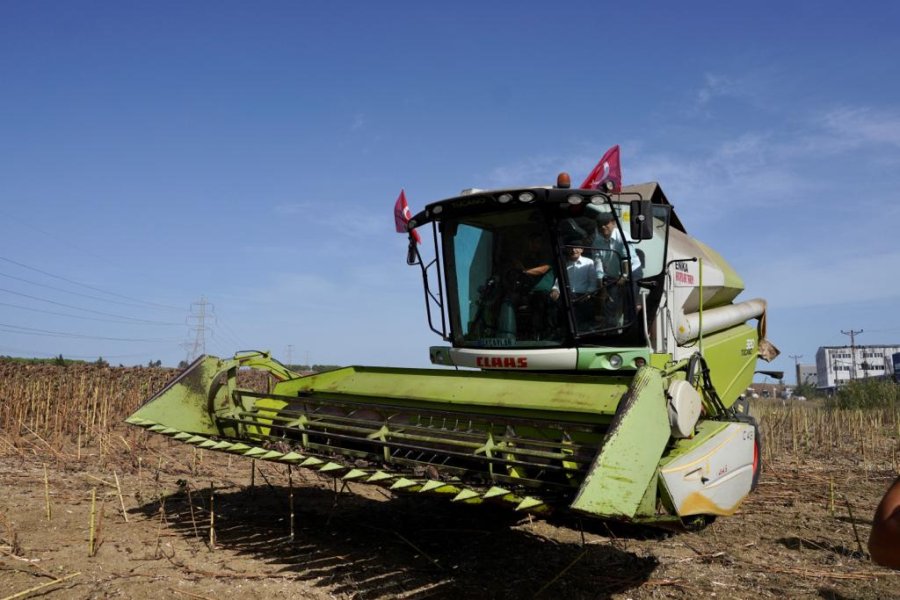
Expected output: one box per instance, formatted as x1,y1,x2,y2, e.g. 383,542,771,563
128,355,225,435
569,367,671,519
649,353,672,369
633,472,660,518
700,323,758,408
273,365,631,420
693,239,746,309
576,348,651,371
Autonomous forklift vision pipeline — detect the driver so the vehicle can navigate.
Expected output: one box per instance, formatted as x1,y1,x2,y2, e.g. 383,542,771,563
494,231,558,341
517,232,553,282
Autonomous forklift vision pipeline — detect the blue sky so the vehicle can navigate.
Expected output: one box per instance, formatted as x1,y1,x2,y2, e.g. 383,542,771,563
2,2,900,378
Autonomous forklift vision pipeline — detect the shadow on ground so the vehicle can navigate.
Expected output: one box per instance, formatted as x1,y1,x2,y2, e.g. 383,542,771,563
136,482,658,599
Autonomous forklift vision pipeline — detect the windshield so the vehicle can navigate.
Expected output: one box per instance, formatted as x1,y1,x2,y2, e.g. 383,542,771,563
447,209,564,347
442,200,668,348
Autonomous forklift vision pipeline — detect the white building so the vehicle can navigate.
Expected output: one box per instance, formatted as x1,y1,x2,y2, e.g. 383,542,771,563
815,344,900,389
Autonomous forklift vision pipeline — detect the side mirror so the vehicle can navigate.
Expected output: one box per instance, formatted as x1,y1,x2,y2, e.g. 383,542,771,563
630,199,653,240
406,239,419,265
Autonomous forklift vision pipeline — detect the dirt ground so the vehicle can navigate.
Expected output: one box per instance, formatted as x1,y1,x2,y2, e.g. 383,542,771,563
1,432,898,600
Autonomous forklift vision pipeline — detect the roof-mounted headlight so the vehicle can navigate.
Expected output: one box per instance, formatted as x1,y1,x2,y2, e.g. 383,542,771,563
498,193,513,204
518,192,535,203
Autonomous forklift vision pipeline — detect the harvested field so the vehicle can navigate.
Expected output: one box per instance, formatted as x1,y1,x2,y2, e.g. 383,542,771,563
1,361,898,599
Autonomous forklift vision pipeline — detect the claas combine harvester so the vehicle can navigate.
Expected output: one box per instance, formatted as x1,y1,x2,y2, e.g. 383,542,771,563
128,173,778,527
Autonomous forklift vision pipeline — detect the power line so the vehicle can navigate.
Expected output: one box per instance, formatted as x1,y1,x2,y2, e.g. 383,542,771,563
208,323,244,350
0,345,154,360
0,300,182,326
0,287,182,325
0,269,181,312
215,319,248,350
0,210,113,264
0,322,180,343
0,255,183,311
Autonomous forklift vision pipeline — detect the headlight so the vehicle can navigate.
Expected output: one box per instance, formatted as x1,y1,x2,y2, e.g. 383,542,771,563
518,192,535,203
608,354,623,369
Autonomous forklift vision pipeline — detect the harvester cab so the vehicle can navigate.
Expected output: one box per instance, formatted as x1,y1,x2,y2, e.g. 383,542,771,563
406,179,669,373
128,174,776,529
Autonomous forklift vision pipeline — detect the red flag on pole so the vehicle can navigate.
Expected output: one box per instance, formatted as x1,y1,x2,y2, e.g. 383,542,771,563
580,145,622,192
394,189,422,243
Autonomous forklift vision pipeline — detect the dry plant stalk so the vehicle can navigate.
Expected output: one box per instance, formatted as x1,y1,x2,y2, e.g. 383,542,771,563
88,488,97,557
288,464,295,542
829,478,835,517
186,484,200,540
43,463,51,521
755,402,898,472
2,571,81,600
0,511,21,556
208,482,217,550
154,499,167,559
95,498,105,556
114,471,128,522
0,360,174,461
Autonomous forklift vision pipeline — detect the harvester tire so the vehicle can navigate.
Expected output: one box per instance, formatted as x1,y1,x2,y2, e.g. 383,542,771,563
751,422,762,492
681,514,716,532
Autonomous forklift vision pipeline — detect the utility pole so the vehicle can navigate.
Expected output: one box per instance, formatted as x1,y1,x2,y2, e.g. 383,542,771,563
841,329,863,381
789,354,803,386
286,344,294,367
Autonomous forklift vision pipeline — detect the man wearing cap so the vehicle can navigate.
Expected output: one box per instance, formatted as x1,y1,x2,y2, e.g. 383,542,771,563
592,212,640,328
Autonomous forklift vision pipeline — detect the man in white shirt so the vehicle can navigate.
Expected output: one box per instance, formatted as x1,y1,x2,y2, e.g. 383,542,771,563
551,243,597,330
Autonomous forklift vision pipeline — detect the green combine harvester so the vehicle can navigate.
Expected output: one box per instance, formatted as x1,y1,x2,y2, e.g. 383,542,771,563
128,174,778,527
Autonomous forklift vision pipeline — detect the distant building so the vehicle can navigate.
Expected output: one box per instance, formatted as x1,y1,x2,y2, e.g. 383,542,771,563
797,364,817,386
816,344,900,389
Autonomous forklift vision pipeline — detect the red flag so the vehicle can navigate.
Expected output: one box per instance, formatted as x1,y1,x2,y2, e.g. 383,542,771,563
394,189,422,243
580,145,622,192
